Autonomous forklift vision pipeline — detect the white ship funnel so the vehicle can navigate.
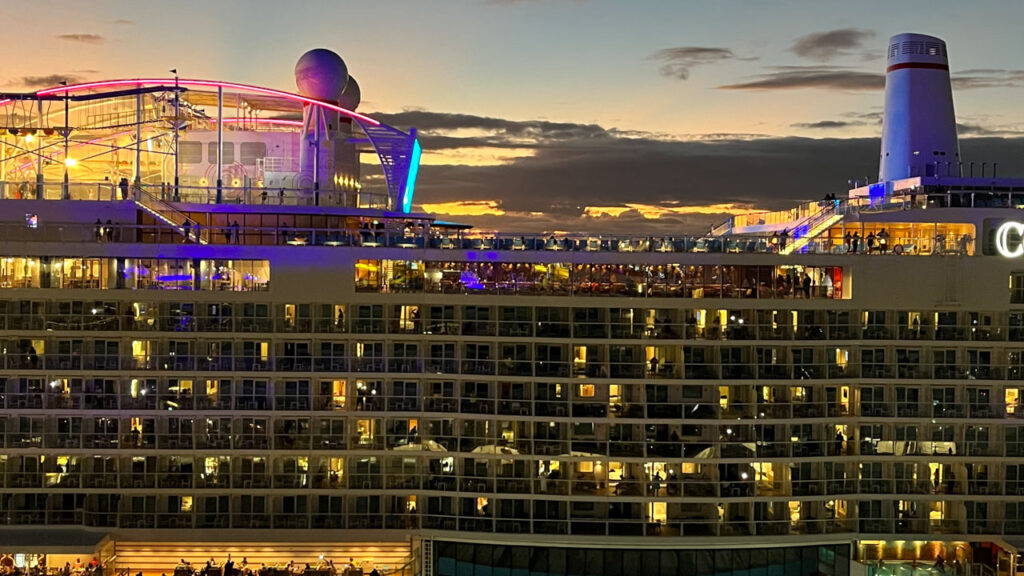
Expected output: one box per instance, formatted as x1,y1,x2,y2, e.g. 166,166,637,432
878,33,960,182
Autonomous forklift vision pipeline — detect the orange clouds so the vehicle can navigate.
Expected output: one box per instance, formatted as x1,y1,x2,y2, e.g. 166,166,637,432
419,200,506,216
584,202,759,219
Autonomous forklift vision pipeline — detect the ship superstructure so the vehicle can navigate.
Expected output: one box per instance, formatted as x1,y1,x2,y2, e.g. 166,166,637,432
0,37,1021,576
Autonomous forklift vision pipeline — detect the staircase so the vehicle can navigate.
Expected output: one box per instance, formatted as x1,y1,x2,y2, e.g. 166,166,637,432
132,186,208,244
781,204,843,255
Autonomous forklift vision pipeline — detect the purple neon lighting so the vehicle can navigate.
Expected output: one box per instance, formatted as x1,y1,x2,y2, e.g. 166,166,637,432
35,79,380,126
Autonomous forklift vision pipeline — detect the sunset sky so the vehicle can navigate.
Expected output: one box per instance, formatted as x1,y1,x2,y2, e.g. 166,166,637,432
5,0,1024,233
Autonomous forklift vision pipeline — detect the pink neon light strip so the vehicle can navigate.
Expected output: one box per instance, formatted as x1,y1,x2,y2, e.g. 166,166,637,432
35,79,379,126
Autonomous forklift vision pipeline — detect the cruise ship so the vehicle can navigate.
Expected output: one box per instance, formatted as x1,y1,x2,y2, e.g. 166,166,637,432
1,33,1023,576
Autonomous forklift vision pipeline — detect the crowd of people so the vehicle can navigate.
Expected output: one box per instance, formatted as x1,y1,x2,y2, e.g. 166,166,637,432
172,556,380,576
53,558,101,576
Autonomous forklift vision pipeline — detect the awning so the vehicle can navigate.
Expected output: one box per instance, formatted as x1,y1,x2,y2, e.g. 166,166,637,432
0,529,105,553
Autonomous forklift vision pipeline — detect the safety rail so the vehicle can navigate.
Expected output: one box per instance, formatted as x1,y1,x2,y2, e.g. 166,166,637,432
0,510,1009,538
133,186,210,244
0,431,1007,459
780,202,843,255
0,218,977,261
2,353,1022,380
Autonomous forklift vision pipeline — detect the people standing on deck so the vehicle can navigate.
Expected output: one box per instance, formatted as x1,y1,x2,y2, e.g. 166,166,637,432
801,273,812,299
182,220,192,243
866,232,876,253
779,229,789,252
851,232,860,253
877,228,889,253
958,233,972,255
843,231,852,253
95,219,103,242
231,220,240,244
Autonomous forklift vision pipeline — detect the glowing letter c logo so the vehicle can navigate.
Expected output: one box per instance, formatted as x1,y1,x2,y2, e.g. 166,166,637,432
996,221,1024,258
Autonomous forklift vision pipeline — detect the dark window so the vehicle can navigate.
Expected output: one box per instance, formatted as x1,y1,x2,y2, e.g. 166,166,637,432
179,141,202,164
240,142,267,165
207,142,236,165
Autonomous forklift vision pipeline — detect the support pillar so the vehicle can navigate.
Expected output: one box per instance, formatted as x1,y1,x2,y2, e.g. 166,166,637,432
216,86,223,204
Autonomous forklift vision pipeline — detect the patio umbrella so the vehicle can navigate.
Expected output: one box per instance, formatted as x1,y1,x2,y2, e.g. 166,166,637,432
393,440,447,452
471,444,519,455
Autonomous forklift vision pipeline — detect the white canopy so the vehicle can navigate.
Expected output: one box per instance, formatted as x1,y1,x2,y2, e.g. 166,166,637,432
393,440,447,452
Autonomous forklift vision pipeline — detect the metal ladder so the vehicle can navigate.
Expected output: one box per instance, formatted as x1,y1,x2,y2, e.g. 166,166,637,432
420,538,433,576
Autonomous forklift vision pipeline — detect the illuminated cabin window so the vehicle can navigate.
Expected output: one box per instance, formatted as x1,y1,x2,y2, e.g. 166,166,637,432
125,258,193,290
323,379,346,409
354,260,423,292
53,258,108,289
1011,272,1024,304
199,259,270,291
332,305,346,330
382,260,423,292
0,257,40,288
355,260,381,291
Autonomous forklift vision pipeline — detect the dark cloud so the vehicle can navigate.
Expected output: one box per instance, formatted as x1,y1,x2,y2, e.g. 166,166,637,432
842,110,883,124
649,47,736,80
790,28,875,61
956,123,1024,137
951,69,1024,90
55,34,104,44
391,109,1024,234
17,74,84,89
373,110,620,150
719,66,884,91
791,120,864,130
113,19,134,25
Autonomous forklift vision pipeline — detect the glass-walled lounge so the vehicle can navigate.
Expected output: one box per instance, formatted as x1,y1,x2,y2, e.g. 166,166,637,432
0,257,269,291
434,541,851,576
818,223,975,256
355,260,845,299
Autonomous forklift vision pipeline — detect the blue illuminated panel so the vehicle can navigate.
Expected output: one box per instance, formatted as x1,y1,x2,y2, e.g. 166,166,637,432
401,137,421,214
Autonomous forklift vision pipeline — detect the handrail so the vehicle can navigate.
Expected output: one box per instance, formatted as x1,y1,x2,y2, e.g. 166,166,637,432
133,186,209,244
780,202,844,255
0,219,975,257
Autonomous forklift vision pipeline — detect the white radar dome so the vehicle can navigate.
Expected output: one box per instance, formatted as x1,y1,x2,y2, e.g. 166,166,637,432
294,49,349,101
339,77,361,111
